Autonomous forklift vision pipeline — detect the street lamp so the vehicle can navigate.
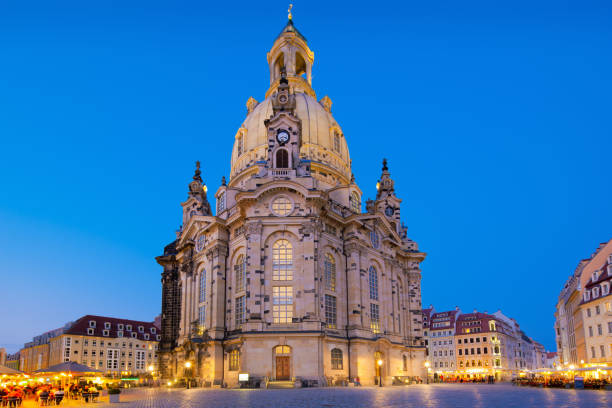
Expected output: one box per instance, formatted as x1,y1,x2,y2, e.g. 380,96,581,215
184,361,192,389
424,361,431,384
377,359,383,387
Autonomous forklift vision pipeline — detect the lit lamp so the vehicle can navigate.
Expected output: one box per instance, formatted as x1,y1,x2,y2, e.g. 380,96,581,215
377,359,383,387
424,361,431,384
184,361,192,389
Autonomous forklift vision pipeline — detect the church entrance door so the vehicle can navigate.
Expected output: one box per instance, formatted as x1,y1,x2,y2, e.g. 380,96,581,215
276,356,290,380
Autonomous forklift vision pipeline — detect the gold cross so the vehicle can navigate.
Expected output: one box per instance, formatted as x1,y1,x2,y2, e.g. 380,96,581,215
288,4,293,20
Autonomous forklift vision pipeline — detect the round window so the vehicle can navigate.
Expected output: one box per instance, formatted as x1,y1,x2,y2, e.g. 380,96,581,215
271,197,292,216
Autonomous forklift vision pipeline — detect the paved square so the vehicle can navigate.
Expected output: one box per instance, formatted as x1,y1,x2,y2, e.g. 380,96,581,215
94,384,611,408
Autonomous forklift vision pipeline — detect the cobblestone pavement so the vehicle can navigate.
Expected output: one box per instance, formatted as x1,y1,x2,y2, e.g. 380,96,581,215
89,384,612,408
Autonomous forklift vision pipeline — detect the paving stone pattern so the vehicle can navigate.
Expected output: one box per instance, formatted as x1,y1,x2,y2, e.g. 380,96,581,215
96,384,611,408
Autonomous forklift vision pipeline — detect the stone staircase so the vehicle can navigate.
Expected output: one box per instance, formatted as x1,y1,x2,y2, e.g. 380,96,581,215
266,380,295,389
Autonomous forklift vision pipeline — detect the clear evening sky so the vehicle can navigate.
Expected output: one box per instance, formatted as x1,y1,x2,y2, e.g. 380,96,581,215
1,1,610,353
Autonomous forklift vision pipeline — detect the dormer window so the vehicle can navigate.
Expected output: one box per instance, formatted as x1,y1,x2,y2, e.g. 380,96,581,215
156,335,161,341
584,290,591,302
144,334,150,340
131,332,137,339
593,271,599,282
126,325,132,331
103,330,109,337
151,327,156,334
118,324,124,330
593,287,600,298
104,322,111,330
118,331,123,338
602,282,610,296
87,328,94,335
138,326,144,333
89,320,96,328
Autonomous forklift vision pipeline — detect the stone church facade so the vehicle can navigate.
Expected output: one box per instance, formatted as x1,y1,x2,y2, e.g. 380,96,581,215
157,18,427,387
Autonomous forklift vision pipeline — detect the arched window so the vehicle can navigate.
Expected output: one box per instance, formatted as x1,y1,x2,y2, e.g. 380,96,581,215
274,345,291,355
402,355,408,371
350,192,360,213
331,348,343,370
368,266,378,300
235,255,246,293
229,349,240,371
324,254,336,291
198,270,206,332
199,270,206,303
276,149,289,168
273,239,293,281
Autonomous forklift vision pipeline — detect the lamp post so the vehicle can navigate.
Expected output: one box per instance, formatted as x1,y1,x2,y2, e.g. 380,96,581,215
424,361,430,384
377,359,383,387
185,361,192,389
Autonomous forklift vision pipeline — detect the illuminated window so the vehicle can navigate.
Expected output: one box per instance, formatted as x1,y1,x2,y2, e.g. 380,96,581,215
370,303,380,333
350,192,360,213
235,255,246,293
272,197,292,216
369,266,378,300
273,286,293,324
199,270,206,303
235,295,246,326
331,348,343,370
275,345,291,355
273,239,293,281
198,305,206,330
324,254,336,292
229,349,240,371
325,295,337,329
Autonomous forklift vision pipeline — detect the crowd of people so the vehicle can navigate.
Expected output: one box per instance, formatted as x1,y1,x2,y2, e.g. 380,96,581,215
513,376,612,389
0,382,102,406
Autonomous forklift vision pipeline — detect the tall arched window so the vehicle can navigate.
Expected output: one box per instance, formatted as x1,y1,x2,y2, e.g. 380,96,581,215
235,255,246,293
199,270,206,303
324,254,336,291
276,149,289,168
368,266,378,301
273,239,293,281
198,270,206,331
331,348,343,370
350,192,360,213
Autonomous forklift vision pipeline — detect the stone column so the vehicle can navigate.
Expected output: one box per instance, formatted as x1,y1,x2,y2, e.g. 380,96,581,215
345,243,362,330
245,221,264,330
207,243,229,341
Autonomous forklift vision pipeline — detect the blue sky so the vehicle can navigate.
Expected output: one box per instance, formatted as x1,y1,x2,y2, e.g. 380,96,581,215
0,1,610,353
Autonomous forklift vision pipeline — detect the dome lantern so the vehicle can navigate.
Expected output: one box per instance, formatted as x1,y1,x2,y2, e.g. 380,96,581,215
266,18,315,99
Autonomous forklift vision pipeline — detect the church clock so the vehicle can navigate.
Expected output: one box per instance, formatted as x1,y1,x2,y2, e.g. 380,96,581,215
277,130,290,144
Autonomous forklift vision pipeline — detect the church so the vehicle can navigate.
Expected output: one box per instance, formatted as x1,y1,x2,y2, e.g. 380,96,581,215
157,15,427,387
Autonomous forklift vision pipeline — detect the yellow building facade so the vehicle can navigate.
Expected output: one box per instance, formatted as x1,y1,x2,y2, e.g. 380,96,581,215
158,18,428,387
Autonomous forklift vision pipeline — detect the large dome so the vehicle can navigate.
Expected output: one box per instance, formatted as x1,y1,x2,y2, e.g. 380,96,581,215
230,92,351,185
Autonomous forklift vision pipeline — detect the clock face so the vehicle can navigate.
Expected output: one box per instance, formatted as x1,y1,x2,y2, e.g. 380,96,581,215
277,130,290,144
385,206,394,217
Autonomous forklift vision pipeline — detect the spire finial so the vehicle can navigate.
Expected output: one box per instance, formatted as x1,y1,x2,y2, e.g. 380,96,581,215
382,158,388,172
193,160,202,182
288,3,293,20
